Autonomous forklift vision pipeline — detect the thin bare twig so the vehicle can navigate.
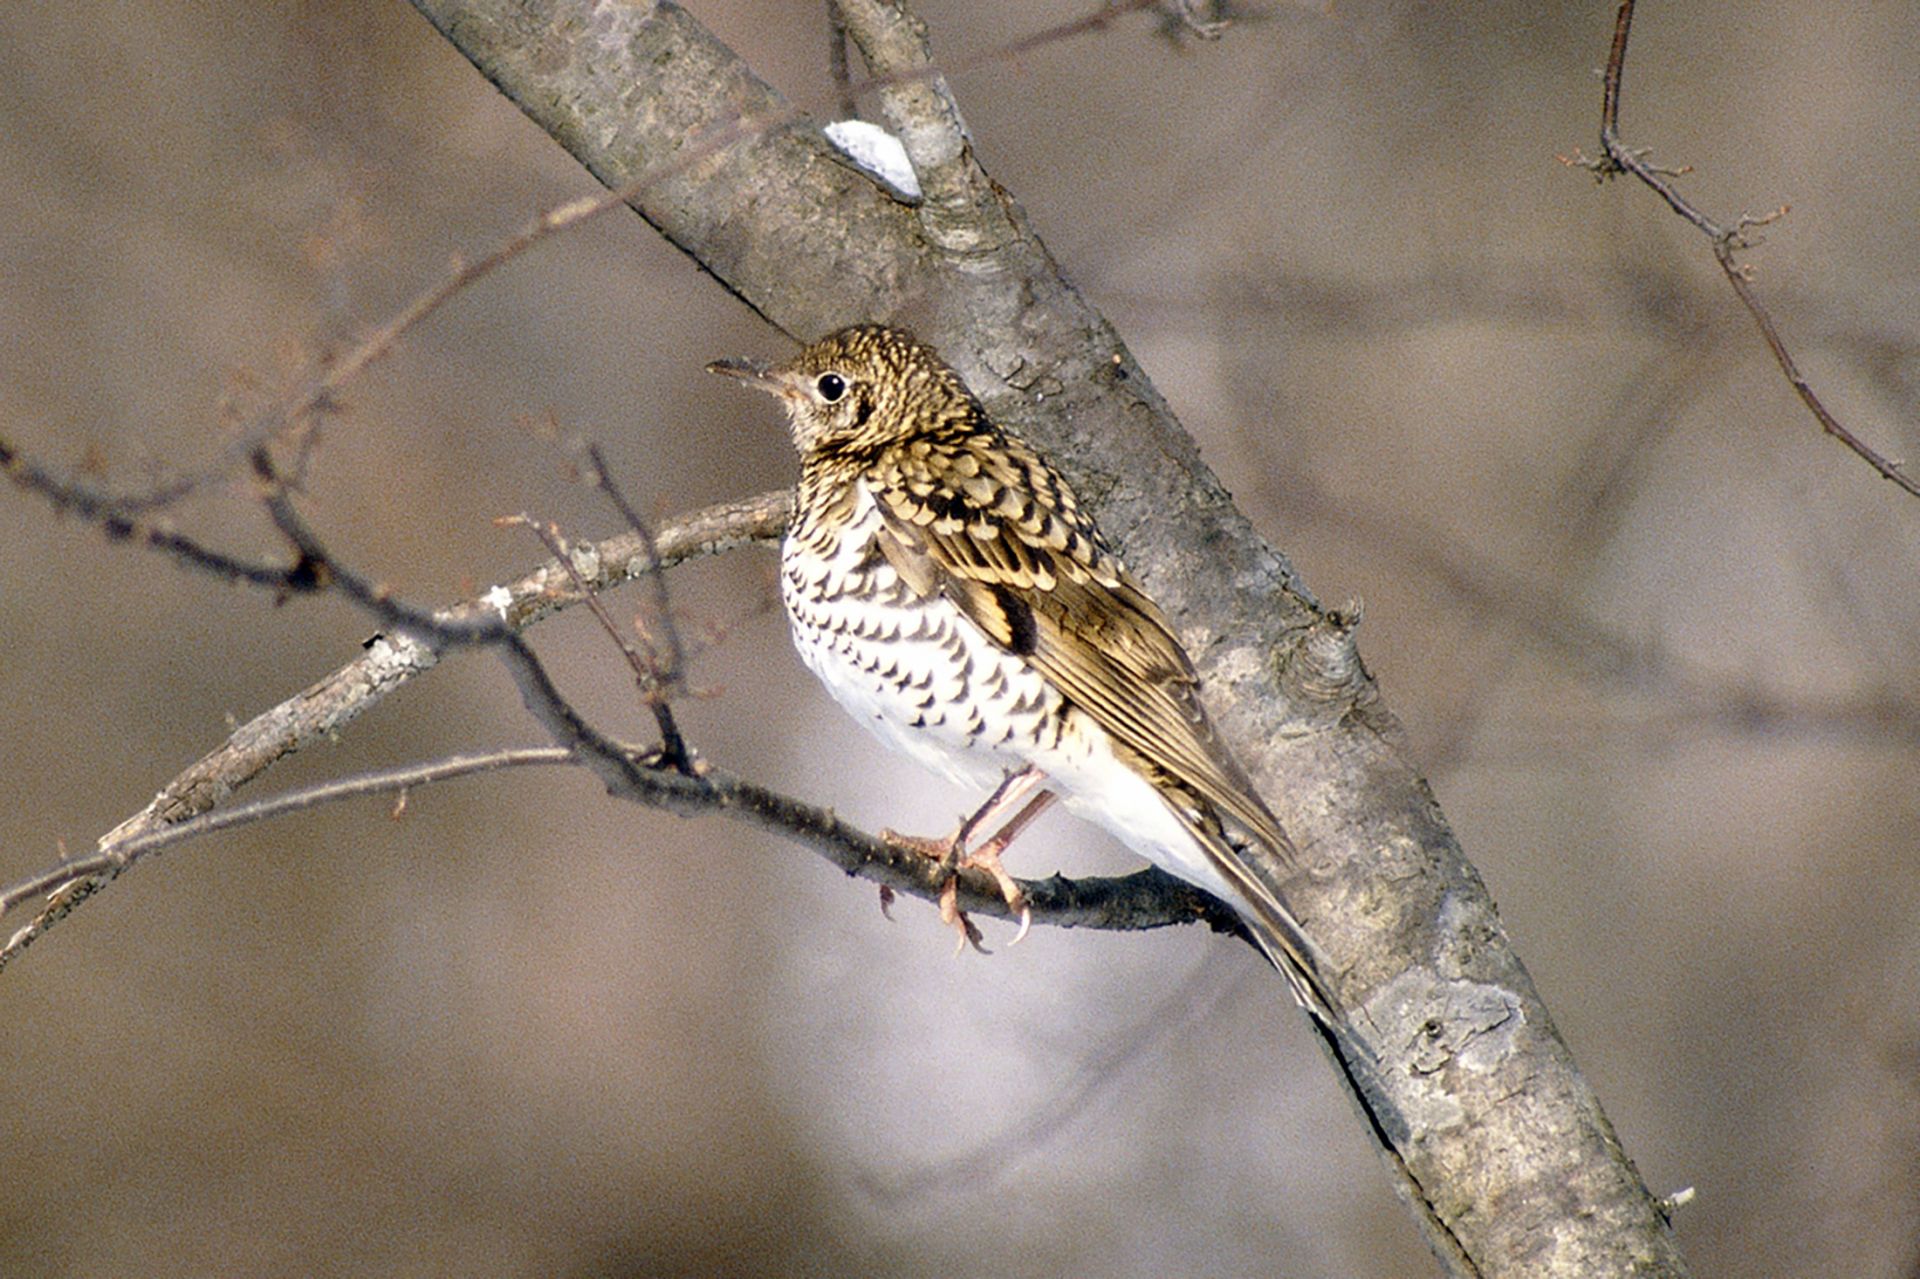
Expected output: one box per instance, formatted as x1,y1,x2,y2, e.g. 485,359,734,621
832,0,1165,103
503,506,695,775
0,436,319,591
0,117,773,526
855,956,1252,1203
1568,0,1918,499
2,749,573,913
583,446,691,691
828,1,858,119
936,0,1161,76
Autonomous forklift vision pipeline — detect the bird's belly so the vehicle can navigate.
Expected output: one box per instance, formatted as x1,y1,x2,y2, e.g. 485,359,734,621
1045,716,1243,905
783,518,1241,909
783,540,1060,795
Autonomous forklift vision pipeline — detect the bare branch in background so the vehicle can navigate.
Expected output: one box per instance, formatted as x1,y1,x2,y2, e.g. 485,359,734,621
2,749,575,910
0,472,790,968
1566,0,1919,499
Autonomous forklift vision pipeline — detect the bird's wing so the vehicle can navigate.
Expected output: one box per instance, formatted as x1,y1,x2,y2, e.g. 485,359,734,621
863,427,1293,866
865,429,1340,1017
864,428,1342,1020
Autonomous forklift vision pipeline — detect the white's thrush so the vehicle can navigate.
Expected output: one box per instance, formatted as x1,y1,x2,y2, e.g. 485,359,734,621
711,324,1334,1021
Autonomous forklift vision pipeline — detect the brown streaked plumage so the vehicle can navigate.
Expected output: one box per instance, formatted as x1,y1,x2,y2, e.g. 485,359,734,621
710,324,1334,1021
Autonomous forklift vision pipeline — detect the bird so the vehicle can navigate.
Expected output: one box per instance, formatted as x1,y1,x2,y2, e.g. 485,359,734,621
708,324,1336,1023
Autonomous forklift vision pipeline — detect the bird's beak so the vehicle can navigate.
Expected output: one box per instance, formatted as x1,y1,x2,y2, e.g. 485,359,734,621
705,357,780,394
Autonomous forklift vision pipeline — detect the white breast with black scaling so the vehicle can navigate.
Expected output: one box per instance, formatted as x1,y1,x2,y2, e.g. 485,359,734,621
780,482,1065,796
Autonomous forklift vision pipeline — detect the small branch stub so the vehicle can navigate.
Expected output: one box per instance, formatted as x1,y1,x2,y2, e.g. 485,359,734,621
1283,603,1370,714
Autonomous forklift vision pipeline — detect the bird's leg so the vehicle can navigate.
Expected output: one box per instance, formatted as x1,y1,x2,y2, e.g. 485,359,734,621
881,765,1050,950
951,764,1050,862
955,789,1056,945
880,764,1046,862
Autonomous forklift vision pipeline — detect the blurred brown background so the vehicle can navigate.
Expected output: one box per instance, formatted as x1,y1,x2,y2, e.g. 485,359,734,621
4,2,1918,1275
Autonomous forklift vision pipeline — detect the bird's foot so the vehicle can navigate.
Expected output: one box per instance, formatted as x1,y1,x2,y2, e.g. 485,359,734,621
879,827,962,863
881,825,991,953
956,829,1032,946
936,877,989,955
879,825,1031,951
879,768,1051,952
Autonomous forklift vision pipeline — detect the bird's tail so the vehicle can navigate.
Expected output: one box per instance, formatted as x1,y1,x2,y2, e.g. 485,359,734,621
1186,819,1343,1032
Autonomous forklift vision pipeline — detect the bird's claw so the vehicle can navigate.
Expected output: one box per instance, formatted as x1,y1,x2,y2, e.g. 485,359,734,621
957,832,1031,945
936,877,990,955
883,824,1026,950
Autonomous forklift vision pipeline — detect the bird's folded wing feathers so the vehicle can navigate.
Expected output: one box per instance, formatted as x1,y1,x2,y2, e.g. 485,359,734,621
865,432,1340,1022
864,438,1294,867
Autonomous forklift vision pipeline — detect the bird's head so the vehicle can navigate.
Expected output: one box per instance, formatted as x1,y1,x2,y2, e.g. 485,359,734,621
707,323,977,458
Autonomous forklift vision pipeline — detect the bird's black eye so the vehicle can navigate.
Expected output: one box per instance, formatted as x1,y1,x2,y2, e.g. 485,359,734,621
815,373,847,403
